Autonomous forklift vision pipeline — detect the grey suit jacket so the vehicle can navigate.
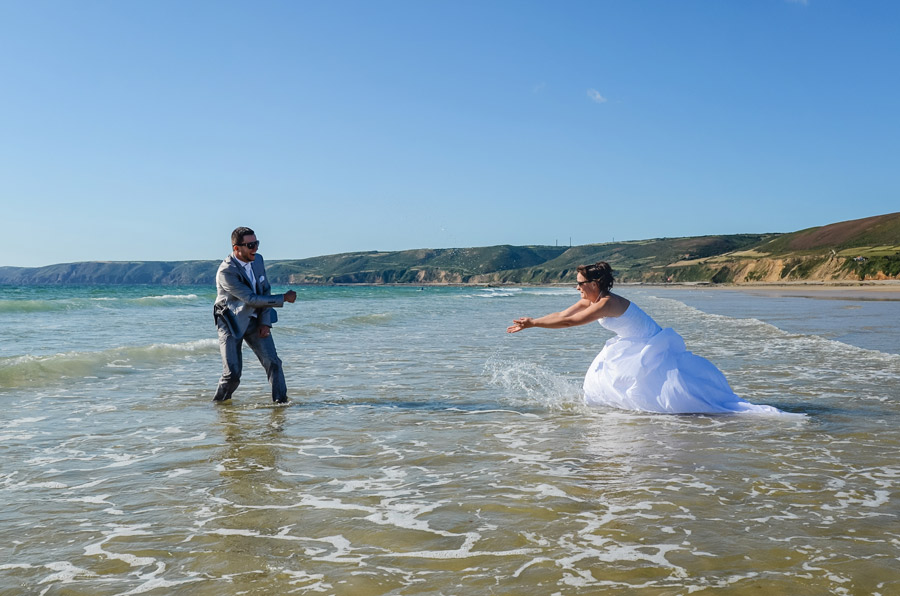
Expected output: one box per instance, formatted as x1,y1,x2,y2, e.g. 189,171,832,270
213,253,285,339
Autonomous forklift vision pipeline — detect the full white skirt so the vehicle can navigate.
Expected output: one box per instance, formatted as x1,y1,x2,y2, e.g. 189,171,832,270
583,328,782,414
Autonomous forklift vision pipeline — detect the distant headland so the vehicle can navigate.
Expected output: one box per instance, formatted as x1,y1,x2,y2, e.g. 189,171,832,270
2,212,898,286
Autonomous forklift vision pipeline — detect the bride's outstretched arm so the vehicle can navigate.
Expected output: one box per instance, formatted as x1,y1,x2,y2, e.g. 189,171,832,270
507,299,594,333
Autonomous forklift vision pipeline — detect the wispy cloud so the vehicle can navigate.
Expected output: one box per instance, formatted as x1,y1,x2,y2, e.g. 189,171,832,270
785,0,808,5
587,89,607,104
532,82,547,94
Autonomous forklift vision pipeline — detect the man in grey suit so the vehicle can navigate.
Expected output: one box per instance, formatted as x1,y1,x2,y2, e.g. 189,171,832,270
213,227,297,403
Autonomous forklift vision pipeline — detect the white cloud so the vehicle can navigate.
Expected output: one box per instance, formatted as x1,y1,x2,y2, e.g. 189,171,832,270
587,89,607,104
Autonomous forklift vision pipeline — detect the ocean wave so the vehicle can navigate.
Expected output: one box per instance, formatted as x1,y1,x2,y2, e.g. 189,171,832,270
0,294,202,314
0,299,91,313
0,339,218,389
523,288,575,296
343,313,394,326
301,313,395,332
636,295,900,411
646,295,900,364
465,287,574,299
477,288,523,298
131,294,200,304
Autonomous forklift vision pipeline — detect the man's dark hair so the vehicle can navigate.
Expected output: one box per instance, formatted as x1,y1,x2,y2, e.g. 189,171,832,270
231,227,255,247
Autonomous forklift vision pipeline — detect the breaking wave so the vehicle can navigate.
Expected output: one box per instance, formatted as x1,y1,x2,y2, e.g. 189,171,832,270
0,339,217,388
0,294,201,314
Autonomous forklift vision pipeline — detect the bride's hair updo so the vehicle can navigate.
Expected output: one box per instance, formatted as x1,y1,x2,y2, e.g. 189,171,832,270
576,261,614,295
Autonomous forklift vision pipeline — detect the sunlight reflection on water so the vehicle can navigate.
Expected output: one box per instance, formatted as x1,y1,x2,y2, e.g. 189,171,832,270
1,285,898,594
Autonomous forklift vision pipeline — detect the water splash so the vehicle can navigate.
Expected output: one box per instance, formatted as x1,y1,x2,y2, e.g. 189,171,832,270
483,355,585,411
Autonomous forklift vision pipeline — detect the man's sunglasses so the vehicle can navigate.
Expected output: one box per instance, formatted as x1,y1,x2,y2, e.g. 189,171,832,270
236,241,260,250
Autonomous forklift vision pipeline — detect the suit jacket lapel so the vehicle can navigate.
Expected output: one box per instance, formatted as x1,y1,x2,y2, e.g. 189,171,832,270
251,258,264,292
227,255,254,288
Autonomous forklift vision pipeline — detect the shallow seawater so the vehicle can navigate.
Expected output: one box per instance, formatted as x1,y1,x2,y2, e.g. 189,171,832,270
1,285,898,595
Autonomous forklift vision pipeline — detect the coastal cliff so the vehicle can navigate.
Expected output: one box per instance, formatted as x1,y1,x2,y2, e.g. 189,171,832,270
2,213,897,285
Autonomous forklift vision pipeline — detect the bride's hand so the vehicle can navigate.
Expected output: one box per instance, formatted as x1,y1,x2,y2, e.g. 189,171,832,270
507,317,532,333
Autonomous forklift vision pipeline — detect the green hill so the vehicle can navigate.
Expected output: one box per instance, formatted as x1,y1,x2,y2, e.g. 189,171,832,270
266,245,570,284
525,235,774,283
755,212,900,255
0,260,218,285
1,212,897,285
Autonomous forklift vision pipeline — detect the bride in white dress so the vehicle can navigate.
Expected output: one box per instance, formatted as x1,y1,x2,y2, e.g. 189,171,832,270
507,262,783,414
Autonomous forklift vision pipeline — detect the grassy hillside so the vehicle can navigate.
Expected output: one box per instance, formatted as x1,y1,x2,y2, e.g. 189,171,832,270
266,245,570,284
755,212,900,255
461,235,775,284
0,261,218,285
686,212,900,283
539,235,773,281
1,213,897,285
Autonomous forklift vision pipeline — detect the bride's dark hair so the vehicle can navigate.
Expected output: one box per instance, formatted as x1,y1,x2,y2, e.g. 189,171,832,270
576,261,614,294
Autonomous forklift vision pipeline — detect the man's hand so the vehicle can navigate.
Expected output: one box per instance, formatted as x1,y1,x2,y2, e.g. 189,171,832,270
259,325,271,338
284,290,297,303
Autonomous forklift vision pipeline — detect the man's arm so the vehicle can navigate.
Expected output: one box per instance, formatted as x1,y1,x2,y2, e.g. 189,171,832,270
260,290,296,330
218,267,285,309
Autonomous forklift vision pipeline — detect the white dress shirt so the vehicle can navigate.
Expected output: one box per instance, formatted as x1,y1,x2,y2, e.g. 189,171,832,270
236,257,258,318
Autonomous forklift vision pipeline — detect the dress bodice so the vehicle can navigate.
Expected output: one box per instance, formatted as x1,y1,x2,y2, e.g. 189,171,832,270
598,303,662,339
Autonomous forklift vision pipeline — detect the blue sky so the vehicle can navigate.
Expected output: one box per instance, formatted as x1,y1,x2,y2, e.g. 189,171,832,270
2,0,898,267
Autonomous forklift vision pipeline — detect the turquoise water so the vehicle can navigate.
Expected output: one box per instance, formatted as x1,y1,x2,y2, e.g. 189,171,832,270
1,284,898,595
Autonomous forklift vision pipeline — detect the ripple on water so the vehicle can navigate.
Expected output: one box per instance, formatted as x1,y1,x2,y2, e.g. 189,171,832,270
2,286,900,594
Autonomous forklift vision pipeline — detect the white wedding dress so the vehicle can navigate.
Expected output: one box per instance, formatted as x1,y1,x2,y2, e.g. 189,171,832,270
583,303,783,414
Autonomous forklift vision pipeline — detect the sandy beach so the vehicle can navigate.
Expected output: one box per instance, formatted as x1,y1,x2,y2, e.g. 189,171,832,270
625,280,900,301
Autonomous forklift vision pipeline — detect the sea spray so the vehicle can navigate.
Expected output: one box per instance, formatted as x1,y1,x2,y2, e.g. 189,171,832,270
483,355,585,411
